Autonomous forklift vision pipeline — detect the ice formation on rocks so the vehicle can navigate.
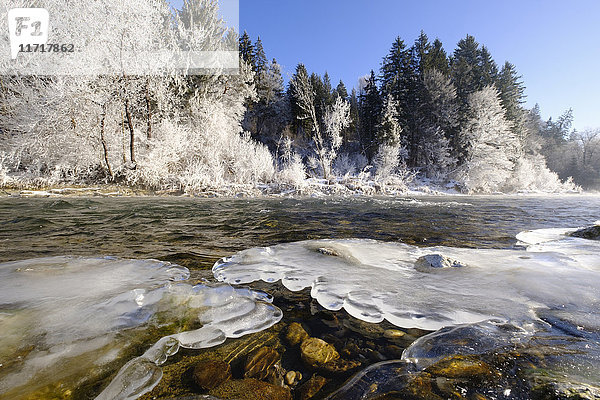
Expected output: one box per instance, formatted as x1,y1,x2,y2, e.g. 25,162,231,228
0,256,282,400
96,282,282,399
213,228,600,331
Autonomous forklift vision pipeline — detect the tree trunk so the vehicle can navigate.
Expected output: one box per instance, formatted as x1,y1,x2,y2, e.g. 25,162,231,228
100,104,113,180
145,79,152,141
124,99,135,164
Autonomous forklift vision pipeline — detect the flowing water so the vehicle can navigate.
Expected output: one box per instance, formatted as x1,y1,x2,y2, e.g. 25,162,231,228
1,195,599,266
1,194,600,400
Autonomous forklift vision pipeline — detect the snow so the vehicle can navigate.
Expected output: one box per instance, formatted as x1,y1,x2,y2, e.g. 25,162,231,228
213,228,600,331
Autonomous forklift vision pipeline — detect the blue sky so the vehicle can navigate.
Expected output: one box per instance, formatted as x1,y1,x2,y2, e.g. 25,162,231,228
171,0,600,131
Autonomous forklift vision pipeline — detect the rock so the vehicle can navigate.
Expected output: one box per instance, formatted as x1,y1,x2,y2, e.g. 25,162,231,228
317,247,340,257
318,358,362,375
300,338,340,367
424,355,497,380
284,370,302,386
405,373,443,400
286,322,309,346
383,329,405,339
209,378,292,400
295,375,327,400
414,254,466,272
244,347,281,380
570,225,600,240
193,360,232,390
342,318,385,339
531,379,600,400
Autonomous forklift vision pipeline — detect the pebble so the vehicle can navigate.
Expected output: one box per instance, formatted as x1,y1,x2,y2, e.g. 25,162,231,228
300,338,340,367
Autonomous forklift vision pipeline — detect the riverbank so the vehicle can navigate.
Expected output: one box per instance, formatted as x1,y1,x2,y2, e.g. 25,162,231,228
0,177,585,199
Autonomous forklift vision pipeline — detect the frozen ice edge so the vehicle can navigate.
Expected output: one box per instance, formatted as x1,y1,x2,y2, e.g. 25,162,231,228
213,228,600,332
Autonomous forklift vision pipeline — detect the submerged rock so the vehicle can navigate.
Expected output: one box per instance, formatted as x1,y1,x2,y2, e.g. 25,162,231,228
317,358,362,375
209,378,292,400
424,355,497,380
193,360,231,390
244,347,281,381
285,322,309,346
414,254,466,272
284,370,301,386
295,375,327,400
569,225,600,240
300,338,339,367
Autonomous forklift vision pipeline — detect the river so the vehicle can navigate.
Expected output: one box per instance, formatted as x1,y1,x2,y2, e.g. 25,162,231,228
1,194,599,400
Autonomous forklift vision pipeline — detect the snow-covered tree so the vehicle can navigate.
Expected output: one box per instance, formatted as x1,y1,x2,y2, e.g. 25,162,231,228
0,0,275,193
455,86,519,193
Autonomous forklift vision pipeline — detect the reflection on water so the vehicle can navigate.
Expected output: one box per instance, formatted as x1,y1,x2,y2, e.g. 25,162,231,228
1,195,599,268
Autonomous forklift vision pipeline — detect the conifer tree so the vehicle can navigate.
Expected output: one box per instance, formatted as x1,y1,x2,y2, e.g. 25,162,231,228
451,35,482,106
253,37,268,76
381,37,412,123
239,31,254,67
478,46,499,87
335,80,348,100
496,61,525,124
429,39,450,75
359,71,383,159
348,88,360,145
288,64,312,135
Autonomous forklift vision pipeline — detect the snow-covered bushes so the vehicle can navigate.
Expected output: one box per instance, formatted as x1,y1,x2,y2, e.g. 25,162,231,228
505,154,580,193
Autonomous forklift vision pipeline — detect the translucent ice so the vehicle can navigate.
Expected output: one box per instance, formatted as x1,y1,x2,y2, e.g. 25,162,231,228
214,229,600,331
95,282,282,400
0,256,282,400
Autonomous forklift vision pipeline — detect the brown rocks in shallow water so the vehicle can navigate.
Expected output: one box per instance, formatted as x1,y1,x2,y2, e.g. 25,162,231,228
424,355,497,380
244,347,281,380
414,254,466,272
209,378,292,400
570,225,600,240
300,338,340,367
295,375,327,400
286,322,309,346
193,360,232,390
383,329,405,339
285,370,302,386
317,358,362,375
342,318,385,339
405,373,443,400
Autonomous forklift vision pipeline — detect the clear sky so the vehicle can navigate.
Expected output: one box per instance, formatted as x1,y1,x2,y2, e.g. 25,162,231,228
171,0,600,131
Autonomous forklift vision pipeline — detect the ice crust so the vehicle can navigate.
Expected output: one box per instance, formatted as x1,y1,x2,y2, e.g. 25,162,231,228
213,229,600,331
0,256,282,400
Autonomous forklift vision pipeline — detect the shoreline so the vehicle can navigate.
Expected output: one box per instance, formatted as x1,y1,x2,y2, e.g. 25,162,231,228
0,181,590,199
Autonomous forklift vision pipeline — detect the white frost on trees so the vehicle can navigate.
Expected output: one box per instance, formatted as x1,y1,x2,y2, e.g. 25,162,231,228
0,0,275,194
455,86,518,193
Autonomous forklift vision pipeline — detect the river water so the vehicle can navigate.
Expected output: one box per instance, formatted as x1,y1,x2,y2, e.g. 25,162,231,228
1,194,599,400
1,195,599,266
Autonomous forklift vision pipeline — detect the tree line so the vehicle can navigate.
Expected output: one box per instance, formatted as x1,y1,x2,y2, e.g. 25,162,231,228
239,29,595,191
0,0,595,193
